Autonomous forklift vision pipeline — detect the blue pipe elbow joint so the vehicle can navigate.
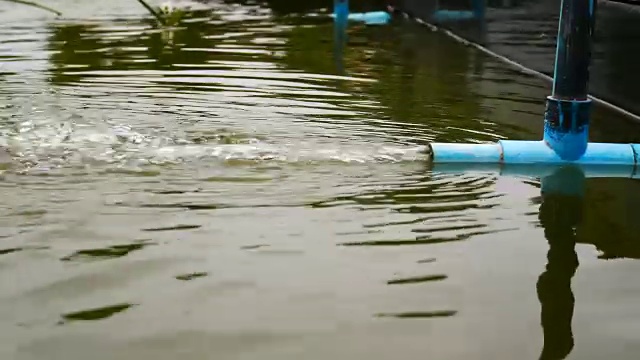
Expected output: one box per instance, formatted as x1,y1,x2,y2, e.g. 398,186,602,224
543,96,590,161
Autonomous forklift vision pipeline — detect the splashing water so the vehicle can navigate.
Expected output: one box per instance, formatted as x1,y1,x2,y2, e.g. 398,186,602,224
0,102,429,176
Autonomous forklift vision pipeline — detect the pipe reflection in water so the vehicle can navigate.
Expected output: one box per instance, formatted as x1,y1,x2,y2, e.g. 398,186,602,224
536,165,583,360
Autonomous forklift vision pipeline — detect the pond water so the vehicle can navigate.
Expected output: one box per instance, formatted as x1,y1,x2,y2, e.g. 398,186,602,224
1,1,640,359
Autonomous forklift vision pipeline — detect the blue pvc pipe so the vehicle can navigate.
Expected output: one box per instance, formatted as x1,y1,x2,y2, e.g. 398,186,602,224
331,0,390,26
334,0,349,25
543,0,597,160
346,11,391,25
429,141,639,165
330,11,391,25
471,0,485,20
431,0,486,23
432,10,476,22
543,97,591,161
428,143,502,163
499,140,637,165
333,15,346,74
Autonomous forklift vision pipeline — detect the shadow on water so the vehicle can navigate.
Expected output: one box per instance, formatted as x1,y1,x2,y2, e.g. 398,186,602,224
60,303,136,323
536,166,581,360
174,271,209,281
529,165,640,359
376,310,458,318
387,273,448,284
60,240,155,262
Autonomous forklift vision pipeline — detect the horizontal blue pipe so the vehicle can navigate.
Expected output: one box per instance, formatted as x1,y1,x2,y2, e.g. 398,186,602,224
428,143,502,163
429,140,639,165
330,11,391,25
543,98,591,161
432,10,476,22
500,140,636,165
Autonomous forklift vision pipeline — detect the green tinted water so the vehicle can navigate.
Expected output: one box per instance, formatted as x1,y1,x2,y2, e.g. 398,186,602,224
1,1,640,359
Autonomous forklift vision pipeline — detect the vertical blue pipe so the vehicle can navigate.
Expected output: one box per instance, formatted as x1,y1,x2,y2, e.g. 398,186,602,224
472,0,485,20
544,0,597,161
333,0,348,74
334,0,349,24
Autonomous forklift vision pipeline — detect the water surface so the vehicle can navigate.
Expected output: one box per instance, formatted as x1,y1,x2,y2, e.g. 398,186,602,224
1,1,640,359
389,0,640,118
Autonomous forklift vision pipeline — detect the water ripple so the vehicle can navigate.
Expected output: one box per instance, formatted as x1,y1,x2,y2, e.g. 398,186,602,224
4,1,636,359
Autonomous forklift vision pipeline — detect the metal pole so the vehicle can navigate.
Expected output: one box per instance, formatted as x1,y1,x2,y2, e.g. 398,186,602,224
544,0,597,161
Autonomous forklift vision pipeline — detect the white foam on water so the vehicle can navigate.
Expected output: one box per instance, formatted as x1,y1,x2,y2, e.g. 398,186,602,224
0,121,428,174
